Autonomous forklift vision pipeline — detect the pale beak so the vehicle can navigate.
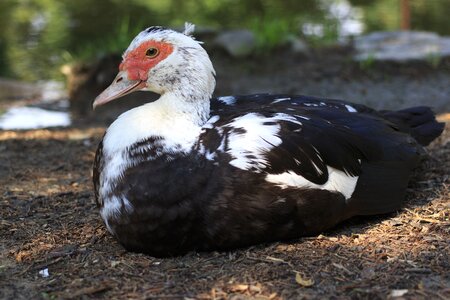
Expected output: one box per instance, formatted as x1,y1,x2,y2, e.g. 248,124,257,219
92,71,146,109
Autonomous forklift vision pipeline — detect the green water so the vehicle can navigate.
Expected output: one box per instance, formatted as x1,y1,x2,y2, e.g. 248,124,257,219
0,0,449,81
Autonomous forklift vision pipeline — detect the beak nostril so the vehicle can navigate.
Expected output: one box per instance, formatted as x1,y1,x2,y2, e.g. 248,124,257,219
116,77,123,83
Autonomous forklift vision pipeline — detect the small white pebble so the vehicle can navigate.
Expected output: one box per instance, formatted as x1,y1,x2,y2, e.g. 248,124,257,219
39,268,49,278
390,289,408,297
110,261,120,267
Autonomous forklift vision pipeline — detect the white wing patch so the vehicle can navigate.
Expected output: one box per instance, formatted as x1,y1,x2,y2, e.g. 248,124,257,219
345,104,357,112
271,97,291,104
224,112,359,198
217,96,236,105
226,113,301,171
266,167,358,200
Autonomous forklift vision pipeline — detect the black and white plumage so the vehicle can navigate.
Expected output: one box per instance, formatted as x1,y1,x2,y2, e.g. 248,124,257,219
92,25,444,257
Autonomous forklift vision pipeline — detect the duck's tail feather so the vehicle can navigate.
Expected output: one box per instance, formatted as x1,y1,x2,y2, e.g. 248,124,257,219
382,106,445,146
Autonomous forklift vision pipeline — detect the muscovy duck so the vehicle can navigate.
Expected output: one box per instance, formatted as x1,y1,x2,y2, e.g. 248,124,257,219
92,24,444,257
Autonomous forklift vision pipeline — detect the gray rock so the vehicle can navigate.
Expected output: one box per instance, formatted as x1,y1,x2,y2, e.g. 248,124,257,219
214,30,256,57
0,78,41,100
354,31,450,61
287,35,309,55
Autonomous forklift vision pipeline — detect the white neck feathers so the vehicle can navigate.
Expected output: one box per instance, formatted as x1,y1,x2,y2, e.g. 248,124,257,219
103,94,204,156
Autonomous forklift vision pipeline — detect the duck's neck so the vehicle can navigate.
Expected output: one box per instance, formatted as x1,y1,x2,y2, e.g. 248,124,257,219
157,90,211,126
103,91,210,155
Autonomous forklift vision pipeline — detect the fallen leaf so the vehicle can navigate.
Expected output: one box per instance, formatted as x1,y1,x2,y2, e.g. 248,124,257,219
295,273,314,287
249,284,261,293
269,293,278,299
229,284,248,292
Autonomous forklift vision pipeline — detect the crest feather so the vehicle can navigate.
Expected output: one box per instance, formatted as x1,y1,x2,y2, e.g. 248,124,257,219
183,22,196,36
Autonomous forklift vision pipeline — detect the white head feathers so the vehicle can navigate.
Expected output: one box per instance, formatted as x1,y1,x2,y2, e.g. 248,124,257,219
183,22,196,36
120,23,216,112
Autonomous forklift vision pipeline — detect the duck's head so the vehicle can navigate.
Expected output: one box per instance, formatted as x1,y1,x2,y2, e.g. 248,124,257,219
93,24,216,109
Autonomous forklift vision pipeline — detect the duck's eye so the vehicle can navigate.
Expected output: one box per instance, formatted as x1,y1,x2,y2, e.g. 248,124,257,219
145,47,159,58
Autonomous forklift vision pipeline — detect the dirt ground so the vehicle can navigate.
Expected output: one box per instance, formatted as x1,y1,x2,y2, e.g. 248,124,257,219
1,49,450,299
0,122,448,300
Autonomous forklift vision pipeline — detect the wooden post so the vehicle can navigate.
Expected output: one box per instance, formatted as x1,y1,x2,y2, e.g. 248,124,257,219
400,0,411,30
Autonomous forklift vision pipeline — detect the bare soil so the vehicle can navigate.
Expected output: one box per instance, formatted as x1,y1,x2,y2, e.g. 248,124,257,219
0,121,448,300
0,49,449,299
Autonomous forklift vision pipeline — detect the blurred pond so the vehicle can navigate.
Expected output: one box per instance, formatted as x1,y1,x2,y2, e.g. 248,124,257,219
0,0,449,81
0,80,70,129
0,106,70,129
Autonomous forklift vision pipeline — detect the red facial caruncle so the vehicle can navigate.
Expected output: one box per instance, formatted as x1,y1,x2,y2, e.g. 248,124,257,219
92,40,174,109
120,40,174,81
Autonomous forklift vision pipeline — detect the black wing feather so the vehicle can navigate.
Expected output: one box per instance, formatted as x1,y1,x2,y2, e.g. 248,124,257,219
263,115,382,184
211,94,405,185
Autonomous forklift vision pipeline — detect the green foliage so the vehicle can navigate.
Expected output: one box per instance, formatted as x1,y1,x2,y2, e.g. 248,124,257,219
0,41,11,77
425,53,442,69
0,0,15,77
301,21,340,47
0,0,449,81
359,53,376,71
251,18,292,51
410,0,450,35
349,0,399,32
8,0,69,80
65,17,145,64
348,0,450,35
